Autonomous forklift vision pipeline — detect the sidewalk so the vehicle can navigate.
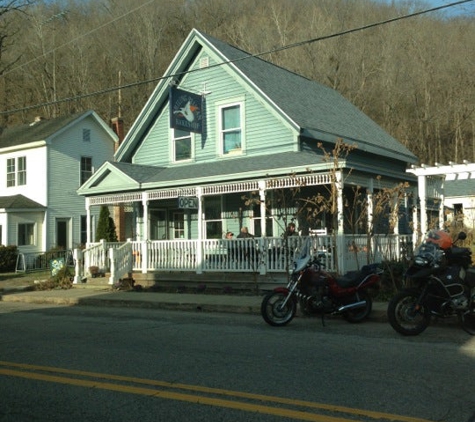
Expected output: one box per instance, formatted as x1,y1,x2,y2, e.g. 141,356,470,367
0,283,389,322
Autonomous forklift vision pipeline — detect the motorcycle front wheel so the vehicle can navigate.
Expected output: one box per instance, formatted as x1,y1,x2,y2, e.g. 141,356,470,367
343,291,373,323
261,291,296,327
387,290,431,336
459,298,475,335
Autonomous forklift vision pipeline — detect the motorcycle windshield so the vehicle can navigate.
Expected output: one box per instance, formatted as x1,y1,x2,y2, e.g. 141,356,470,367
293,237,312,272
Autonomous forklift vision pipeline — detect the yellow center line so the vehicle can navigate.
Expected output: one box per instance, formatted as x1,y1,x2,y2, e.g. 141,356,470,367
0,361,434,422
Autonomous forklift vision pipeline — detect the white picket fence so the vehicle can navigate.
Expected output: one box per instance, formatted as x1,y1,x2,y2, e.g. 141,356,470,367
73,234,413,285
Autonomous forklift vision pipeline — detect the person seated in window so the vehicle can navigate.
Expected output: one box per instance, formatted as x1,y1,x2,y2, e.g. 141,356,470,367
237,227,256,265
237,226,254,238
283,222,298,238
225,231,235,263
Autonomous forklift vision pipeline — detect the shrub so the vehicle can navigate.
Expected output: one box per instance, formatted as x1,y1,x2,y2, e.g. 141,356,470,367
34,265,73,290
0,245,19,273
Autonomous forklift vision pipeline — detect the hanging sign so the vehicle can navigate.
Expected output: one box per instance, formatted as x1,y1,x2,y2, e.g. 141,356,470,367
169,87,203,133
178,196,198,209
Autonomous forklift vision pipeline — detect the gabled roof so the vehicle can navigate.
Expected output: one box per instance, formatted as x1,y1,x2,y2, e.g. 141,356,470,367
77,161,164,195
0,194,45,210
0,110,118,150
116,28,416,164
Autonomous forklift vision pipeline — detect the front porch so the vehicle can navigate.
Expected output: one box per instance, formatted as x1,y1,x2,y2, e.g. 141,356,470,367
73,234,413,288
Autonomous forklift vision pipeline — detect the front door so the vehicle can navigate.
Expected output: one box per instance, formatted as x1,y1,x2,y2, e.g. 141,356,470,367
150,209,167,240
56,219,70,250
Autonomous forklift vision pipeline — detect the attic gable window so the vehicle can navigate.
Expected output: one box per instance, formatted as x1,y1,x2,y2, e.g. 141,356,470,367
219,102,244,156
172,129,193,162
83,129,91,142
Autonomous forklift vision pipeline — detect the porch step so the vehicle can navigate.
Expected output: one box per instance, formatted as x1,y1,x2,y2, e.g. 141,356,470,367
130,271,286,293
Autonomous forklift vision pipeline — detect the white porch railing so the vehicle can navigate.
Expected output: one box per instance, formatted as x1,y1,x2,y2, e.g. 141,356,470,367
109,242,133,285
75,234,413,284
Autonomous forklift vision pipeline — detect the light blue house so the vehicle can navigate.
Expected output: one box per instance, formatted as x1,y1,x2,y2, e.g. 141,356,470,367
77,29,418,282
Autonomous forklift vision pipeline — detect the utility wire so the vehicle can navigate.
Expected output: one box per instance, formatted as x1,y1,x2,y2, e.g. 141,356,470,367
1,0,473,117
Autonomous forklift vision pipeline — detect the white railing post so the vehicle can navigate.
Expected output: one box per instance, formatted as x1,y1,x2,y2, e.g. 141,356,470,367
73,248,83,284
109,247,116,285
141,240,148,273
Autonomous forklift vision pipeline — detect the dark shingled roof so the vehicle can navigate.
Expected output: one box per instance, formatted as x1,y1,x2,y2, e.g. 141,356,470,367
445,179,475,197
199,31,416,163
0,195,45,209
0,112,85,149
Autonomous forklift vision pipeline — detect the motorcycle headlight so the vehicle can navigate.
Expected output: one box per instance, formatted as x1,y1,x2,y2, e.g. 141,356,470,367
414,256,428,266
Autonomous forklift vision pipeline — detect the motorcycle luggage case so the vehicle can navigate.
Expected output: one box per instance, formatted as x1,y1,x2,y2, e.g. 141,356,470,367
466,268,475,288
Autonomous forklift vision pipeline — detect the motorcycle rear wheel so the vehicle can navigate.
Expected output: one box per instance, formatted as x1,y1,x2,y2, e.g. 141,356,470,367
261,291,296,327
343,291,373,323
387,290,431,336
459,298,475,335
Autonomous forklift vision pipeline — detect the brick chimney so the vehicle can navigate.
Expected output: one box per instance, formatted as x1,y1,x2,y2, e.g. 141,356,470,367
110,116,126,241
110,117,125,153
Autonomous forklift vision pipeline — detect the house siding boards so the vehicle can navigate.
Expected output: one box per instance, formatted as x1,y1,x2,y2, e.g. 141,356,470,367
0,146,48,206
0,111,117,253
132,49,296,167
47,115,116,249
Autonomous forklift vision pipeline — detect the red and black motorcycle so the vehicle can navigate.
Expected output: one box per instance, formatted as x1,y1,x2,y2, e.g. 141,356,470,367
261,238,382,326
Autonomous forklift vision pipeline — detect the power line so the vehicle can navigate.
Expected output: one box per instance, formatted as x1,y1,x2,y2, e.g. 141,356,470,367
1,0,473,117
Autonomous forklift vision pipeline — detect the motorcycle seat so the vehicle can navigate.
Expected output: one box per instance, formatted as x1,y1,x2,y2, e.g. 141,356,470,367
335,264,380,288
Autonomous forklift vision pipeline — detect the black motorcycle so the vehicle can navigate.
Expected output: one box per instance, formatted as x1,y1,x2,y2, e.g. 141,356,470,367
387,230,475,336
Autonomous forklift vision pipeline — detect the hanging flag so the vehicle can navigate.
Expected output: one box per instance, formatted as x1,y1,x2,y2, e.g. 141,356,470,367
169,87,203,133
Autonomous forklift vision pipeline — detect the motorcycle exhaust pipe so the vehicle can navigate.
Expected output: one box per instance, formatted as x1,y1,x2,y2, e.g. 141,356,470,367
338,301,366,312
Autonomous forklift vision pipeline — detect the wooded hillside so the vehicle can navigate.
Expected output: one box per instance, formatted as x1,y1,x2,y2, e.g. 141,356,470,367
1,0,474,165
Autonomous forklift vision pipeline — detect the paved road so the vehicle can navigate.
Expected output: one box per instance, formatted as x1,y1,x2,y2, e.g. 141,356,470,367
1,302,474,422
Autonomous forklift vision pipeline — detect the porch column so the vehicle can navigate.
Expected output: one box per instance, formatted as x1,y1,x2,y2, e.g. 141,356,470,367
86,198,92,245
412,187,419,246
258,180,267,275
335,170,344,234
366,178,374,234
196,187,203,274
141,193,149,274
259,180,266,236
418,175,427,238
335,171,346,275
439,177,445,230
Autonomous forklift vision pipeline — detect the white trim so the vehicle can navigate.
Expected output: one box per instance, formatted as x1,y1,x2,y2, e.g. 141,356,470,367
216,97,245,157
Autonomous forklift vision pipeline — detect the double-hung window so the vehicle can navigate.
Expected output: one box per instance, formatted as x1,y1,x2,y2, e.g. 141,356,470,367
220,103,243,155
173,129,192,162
80,157,93,185
18,223,35,246
6,158,15,187
6,156,26,187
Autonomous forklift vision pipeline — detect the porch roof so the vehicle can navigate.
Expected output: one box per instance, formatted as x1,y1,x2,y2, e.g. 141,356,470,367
0,194,45,211
80,150,338,197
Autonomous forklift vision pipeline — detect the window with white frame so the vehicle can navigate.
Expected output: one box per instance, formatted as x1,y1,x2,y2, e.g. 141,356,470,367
80,156,93,185
220,103,243,155
173,129,192,162
6,158,15,187
6,156,27,187
204,196,223,239
18,223,35,246
17,157,26,185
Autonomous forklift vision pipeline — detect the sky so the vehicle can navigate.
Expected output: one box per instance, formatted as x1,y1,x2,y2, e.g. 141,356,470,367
375,0,475,16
